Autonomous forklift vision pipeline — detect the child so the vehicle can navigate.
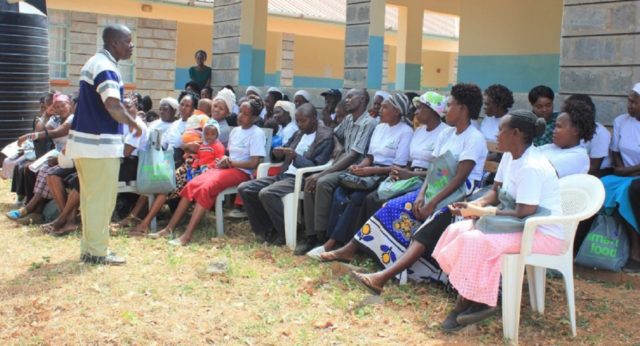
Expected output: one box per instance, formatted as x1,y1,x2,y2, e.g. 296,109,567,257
179,119,225,187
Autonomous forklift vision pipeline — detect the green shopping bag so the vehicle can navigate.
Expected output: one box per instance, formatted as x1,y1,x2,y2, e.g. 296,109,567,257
136,129,175,194
377,176,424,200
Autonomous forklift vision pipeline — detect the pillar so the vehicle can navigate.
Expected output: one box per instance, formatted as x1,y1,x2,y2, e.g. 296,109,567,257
560,0,640,125
344,0,386,89
211,0,267,88
279,33,295,87
395,6,423,91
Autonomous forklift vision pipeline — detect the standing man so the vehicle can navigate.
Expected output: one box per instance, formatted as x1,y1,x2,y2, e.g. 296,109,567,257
66,24,140,265
298,89,376,255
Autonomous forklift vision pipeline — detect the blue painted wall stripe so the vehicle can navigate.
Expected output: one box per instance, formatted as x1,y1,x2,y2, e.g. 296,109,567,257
293,76,343,89
367,35,384,89
238,44,254,86
264,72,281,87
396,63,422,91
175,67,190,90
457,54,560,93
252,48,265,86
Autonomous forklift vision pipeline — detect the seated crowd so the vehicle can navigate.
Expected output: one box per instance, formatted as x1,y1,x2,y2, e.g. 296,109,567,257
3,79,640,333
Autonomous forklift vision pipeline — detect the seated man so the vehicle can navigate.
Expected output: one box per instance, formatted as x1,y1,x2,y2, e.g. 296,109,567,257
298,88,377,254
238,103,333,244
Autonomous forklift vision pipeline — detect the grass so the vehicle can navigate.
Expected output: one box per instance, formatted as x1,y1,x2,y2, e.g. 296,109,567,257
1,179,640,345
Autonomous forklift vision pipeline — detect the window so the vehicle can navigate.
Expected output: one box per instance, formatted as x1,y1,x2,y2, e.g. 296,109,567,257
97,15,137,84
48,10,70,80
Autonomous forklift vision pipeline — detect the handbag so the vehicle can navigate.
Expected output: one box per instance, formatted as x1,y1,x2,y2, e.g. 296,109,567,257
338,172,384,191
136,129,176,194
377,176,423,200
424,151,467,209
575,213,629,272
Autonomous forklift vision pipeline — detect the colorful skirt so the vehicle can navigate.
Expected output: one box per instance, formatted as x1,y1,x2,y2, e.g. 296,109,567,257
354,190,451,285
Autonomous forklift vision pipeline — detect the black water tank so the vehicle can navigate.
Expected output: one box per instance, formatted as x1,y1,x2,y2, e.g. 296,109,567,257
0,1,49,148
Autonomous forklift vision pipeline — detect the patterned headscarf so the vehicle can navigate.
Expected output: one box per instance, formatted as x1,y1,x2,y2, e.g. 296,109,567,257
384,93,410,119
417,91,446,117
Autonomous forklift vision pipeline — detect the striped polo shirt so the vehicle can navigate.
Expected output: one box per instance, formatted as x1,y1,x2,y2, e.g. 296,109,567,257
66,49,125,159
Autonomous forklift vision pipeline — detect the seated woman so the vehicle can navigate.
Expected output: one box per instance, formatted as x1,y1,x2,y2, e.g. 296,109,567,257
480,84,514,142
128,119,225,235
304,91,449,254
529,85,557,146
273,100,299,145
601,83,640,272
211,88,237,146
307,93,414,255
7,94,75,222
321,83,488,290
564,94,612,176
163,92,199,166
538,98,595,178
149,97,266,246
432,110,564,331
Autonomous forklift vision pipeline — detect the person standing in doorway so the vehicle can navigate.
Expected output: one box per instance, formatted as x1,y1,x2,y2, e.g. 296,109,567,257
66,24,141,265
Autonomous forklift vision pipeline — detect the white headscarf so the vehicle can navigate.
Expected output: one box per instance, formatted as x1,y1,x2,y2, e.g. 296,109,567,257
213,88,236,114
374,90,391,101
245,86,261,97
274,100,296,118
267,86,283,98
294,90,311,102
160,97,179,112
633,83,640,95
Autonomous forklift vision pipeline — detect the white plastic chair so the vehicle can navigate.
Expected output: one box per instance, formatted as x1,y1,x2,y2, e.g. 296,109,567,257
211,128,272,237
256,160,333,250
501,174,605,344
117,181,157,231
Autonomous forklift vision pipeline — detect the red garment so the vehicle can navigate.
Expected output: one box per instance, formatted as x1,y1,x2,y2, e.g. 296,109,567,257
192,140,225,169
180,167,249,209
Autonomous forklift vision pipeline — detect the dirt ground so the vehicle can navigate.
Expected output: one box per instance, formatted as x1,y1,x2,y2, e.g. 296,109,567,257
0,179,639,345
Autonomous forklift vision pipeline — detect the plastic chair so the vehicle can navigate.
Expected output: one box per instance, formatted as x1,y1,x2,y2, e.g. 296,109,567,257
501,174,605,344
257,160,333,250
211,127,272,237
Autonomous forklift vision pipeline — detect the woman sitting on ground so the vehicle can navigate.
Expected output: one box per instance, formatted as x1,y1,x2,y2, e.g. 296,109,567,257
600,83,640,272
537,98,595,178
149,97,266,246
320,83,488,290
433,110,564,331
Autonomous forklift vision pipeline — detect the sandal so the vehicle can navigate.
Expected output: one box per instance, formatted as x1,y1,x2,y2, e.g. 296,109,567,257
51,225,78,237
40,223,56,234
441,310,465,333
148,230,172,239
350,271,383,295
116,214,142,228
6,207,27,220
318,251,351,263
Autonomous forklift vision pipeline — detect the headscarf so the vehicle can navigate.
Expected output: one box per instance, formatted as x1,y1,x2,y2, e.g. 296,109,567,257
274,100,296,118
213,88,236,115
267,86,283,98
633,82,640,95
384,93,410,119
417,91,446,117
374,90,391,101
53,93,70,104
245,85,261,97
160,97,179,112
294,90,311,102
202,118,221,144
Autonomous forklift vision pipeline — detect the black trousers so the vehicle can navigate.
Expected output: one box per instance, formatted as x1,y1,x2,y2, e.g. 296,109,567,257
238,174,296,238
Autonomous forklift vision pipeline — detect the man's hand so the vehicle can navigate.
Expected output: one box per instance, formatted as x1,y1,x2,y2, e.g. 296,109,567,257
351,166,373,177
305,173,321,192
274,147,295,159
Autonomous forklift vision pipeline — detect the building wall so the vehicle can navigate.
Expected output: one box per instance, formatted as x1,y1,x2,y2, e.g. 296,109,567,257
457,0,562,95
175,22,213,90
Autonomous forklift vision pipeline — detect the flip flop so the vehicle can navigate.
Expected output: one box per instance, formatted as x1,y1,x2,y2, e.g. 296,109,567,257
349,271,383,295
148,230,172,239
6,208,26,220
168,238,187,246
318,251,351,263
51,225,78,237
40,223,56,234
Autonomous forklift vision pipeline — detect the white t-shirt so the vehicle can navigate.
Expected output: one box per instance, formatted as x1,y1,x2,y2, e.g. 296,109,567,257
259,108,267,120
479,115,502,142
470,119,480,130
610,113,640,167
148,119,173,136
228,125,266,174
495,146,563,239
367,122,414,166
284,132,316,176
280,121,299,145
580,122,611,169
123,117,149,157
538,143,589,178
52,114,75,151
162,119,187,149
409,122,449,169
432,125,488,182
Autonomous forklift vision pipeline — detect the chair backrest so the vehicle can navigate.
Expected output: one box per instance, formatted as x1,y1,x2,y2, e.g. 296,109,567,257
483,141,502,174
556,174,605,249
262,127,273,163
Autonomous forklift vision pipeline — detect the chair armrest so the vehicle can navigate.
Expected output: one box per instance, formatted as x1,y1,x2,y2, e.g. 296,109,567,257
520,215,578,256
293,160,334,196
257,162,283,179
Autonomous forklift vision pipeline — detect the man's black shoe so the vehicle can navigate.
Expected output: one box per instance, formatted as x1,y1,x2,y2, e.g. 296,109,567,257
294,237,318,256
